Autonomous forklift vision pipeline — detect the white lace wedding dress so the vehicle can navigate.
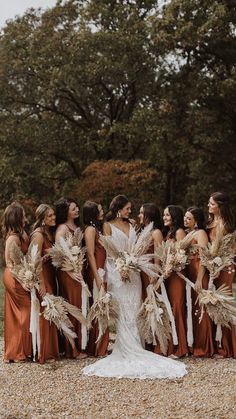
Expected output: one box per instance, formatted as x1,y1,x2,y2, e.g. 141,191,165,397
82,224,187,379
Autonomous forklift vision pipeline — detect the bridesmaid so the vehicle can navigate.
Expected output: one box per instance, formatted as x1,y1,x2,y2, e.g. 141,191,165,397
157,205,188,358
83,201,109,357
138,203,163,298
30,204,60,363
207,191,236,358
55,197,87,359
184,206,214,357
2,202,32,362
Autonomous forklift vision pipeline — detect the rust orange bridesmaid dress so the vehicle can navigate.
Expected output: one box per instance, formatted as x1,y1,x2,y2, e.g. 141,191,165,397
57,226,85,358
31,230,60,363
186,240,214,357
155,237,188,358
3,235,32,361
208,227,236,358
85,231,109,357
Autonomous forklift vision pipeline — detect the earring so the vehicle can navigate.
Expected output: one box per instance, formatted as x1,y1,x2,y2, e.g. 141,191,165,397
42,221,45,226
117,211,121,218
194,223,198,229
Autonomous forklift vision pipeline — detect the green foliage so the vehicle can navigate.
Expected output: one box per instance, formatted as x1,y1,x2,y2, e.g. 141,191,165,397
0,0,236,215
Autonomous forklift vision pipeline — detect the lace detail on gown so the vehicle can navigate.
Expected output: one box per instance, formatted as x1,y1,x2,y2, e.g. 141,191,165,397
83,224,187,379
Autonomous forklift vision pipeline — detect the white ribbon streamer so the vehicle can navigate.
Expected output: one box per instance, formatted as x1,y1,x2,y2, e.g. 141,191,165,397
81,282,89,350
186,283,194,347
215,323,223,348
30,288,41,361
160,282,178,345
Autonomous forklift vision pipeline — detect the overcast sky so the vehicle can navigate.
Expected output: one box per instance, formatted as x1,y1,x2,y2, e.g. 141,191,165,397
0,0,57,28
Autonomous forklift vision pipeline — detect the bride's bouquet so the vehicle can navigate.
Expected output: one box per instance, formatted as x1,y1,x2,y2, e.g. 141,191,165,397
99,223,159,282
199,231,236,289
10,242,88,358
137,284,172,355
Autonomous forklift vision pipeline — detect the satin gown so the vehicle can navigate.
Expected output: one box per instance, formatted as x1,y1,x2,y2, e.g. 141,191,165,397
186,239,214,357
208,227,236,358
83,224,187,379
3,235,32,361
31,230,60,363
85,229,109,357
155,237,188,358
57,225,84,358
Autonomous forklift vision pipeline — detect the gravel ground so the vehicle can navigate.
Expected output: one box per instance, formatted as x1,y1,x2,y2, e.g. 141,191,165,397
0,338,236,419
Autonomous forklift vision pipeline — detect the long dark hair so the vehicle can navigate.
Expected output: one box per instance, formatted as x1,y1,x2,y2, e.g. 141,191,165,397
2,202,25,240
55,197,80,227
83,201,103,233
142,203,163,230
163,205,184,239
106,195,130,222
208,191,234,233
187,206,206,230
32,204,55,240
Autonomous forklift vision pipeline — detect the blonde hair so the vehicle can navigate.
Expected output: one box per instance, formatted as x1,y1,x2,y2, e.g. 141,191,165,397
32,204,53,231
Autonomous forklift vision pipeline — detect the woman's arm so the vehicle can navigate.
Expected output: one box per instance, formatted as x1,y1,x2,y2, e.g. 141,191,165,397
85,226,104,289
103,222,112,236
195,230,209,290
176,228,186,241
55,224,68,243
5,235,21,267
30,231,46,296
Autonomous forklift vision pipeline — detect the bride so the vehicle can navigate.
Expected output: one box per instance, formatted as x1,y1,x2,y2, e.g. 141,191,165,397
83,195,187,379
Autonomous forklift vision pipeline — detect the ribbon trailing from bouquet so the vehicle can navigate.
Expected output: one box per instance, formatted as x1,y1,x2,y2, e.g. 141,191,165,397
30,288,41,361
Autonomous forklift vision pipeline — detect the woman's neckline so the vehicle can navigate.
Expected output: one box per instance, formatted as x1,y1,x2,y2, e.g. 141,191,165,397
109,222,131,239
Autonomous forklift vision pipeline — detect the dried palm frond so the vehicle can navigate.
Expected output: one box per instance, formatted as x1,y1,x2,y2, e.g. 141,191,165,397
87,286,119,343
10,242,42,291
128,222,154,256
137,284,172,354
196,284,236,328
99,235,121,260
200,231,236,286
42,293,88,348
49,228,86,274
155,236,193,285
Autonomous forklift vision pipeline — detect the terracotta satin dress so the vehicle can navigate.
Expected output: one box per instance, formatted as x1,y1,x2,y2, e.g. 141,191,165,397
31,230,60,363
155,237,188,357
186,239,214,357
57,225,84,358
3,235,32,361
208,227,236,358
85,229,109,356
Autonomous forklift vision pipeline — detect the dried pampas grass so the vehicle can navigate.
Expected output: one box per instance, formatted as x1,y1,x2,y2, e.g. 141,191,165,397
9,242,42,291
200,231,236,287
196,284,236,329
137,284,172,355
88,286,119,343
42,294,88,348
49,228,86,275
